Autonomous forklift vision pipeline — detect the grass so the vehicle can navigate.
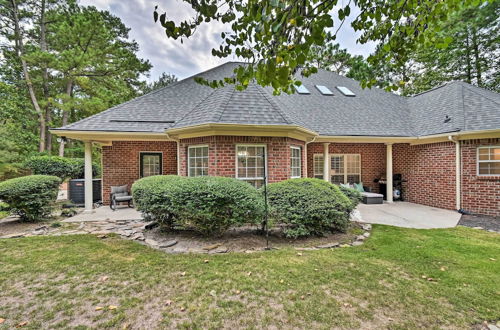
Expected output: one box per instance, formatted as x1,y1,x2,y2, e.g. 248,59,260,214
0,226,499,329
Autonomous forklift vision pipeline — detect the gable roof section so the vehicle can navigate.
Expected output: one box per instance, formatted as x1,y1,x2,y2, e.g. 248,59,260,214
408,81,500,136
53,62,500,137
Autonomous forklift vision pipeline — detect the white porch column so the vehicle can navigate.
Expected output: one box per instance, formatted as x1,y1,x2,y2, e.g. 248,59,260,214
386,143,393,203
83,141,94,213
323,143,330,182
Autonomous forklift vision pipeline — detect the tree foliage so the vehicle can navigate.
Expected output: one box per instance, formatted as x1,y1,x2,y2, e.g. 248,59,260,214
142,72,178,94
0,0,169,176
403,1,499,94
154,0,484,93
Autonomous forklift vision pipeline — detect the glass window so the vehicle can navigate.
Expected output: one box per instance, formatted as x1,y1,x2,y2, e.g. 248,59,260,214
188,145,209,176
331,154,361,184
331,155,344,184
140,152,162,177
236,145,266,188
313,154,324,179
478,146,500,176
290,146,302,178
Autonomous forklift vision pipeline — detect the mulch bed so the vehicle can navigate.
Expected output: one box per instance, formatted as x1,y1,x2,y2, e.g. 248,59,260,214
143,222,369,254
458,214,500,232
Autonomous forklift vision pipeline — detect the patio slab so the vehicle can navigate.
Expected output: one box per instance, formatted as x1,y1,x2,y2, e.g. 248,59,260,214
352,202,461,229
63,206,143,223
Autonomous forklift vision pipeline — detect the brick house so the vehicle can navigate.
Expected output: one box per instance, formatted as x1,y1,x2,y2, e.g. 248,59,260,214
51,62,500,216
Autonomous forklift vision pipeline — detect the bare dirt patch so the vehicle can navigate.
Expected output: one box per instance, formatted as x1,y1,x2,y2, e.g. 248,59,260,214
0,216,50,236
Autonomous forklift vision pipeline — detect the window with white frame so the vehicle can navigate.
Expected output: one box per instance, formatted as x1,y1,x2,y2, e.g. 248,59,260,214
290,146,302,178
313,153,361,184
313,154,324,179
477,146,500,176
236,145,266,188
188,145,209,176
140,152,162,177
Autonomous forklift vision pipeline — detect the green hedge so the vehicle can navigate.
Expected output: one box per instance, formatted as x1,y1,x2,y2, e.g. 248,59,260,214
172,176,264,236
266,178,352,238
339,186,362,212
0,175,61,222
132,175,186,228
24,156,100,179
132,175,264,236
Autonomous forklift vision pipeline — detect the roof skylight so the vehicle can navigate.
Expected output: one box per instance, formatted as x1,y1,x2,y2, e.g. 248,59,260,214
315,85,334,95
294,84,310,94
336,86,356,97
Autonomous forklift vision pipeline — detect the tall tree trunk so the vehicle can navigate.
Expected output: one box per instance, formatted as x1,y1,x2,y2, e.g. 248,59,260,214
10,0,45,152
39,0,52,153
464,28,473,84
471,27,482,87
58,80,73,157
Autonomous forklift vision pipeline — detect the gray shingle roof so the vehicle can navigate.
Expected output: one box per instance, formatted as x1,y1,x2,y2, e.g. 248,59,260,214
54,62,500,137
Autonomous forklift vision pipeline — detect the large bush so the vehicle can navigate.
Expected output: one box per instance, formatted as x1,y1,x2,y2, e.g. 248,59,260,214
132,175,264,236
132,175,186,228
24,155,100,179
172,176,264,236
266,178,352,238
339,186,362,212
0,175,61,222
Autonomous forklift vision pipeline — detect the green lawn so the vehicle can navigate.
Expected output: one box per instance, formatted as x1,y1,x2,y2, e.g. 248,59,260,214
0,226,499,329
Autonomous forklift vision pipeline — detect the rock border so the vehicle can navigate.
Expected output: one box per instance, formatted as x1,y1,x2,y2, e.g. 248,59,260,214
1,220,372,254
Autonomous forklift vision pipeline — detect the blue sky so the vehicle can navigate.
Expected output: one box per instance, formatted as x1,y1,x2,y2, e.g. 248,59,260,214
81,0,376,81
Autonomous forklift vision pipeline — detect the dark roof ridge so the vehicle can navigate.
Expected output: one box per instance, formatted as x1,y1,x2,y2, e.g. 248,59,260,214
255,84,294,125
170,87,221,128
409,81,468,97
460,82,500,106
215,87,238,122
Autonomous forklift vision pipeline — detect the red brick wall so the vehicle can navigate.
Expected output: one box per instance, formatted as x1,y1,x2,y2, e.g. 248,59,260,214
306,143,387,193
178,136,306,183
393,142,456,210
101,141,177,204
460,139,500,217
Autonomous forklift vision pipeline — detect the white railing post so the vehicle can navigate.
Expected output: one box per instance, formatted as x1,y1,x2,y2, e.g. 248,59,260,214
83,141,94,213
386,143,393,203
323,143,330,182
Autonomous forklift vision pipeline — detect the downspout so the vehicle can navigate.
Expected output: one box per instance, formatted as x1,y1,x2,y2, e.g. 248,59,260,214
448,136,461,211
305,135,318,178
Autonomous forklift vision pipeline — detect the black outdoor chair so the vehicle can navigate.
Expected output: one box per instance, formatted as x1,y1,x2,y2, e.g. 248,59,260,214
109,185,133,211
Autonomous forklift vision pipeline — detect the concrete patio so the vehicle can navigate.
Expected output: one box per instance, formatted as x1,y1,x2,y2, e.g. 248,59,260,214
63,201,462,230
352,201,461,229
63,206,143,223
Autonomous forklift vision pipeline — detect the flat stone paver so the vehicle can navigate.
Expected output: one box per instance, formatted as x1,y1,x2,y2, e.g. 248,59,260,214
352,202,461,229
62,206,143,223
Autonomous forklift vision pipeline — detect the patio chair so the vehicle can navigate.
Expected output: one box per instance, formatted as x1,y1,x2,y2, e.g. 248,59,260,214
109,185,133,211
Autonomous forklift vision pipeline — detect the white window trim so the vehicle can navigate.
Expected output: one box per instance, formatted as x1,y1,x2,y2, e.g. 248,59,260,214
313,153,362,183
187,145,209,177
477,146,500,176
235,144,268,183
313,154,324,178
331,153,362,184
290,146,302,178
139,151,163,178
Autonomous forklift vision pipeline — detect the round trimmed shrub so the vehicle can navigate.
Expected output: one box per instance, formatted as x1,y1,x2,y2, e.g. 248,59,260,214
266,178,352,238
172,177,265,236
132,175,186,228
24,155,100,179
0,175,61,222
339,185,362,212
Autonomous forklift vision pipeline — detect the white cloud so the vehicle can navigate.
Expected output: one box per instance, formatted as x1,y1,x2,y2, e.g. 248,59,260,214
80,0,376,80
